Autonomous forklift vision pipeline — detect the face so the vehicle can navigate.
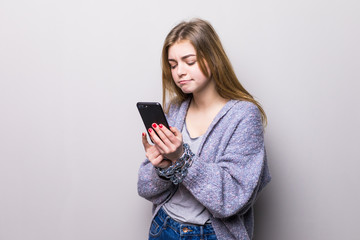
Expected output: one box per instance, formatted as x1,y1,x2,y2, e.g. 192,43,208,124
168,40,212,95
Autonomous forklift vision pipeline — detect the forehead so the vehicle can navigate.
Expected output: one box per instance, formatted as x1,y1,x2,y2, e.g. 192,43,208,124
168,40,196,58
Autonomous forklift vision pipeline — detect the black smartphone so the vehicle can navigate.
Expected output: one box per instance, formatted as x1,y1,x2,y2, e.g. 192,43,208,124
136,102,170,136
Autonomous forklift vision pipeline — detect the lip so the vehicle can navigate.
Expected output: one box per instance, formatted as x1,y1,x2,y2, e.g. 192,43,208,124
178,79,192,84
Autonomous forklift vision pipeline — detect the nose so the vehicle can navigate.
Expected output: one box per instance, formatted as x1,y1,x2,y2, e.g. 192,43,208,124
176,62,186,77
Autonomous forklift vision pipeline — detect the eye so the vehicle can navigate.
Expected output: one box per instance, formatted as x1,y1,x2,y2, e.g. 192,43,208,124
186,57,197,66
168,61,177,69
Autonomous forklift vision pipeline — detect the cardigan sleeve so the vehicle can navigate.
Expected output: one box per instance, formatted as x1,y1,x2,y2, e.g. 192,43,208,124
137,158,175,205
182,103,270,218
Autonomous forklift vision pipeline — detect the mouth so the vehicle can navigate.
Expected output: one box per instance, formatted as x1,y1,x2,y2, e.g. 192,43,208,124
178,79,192,85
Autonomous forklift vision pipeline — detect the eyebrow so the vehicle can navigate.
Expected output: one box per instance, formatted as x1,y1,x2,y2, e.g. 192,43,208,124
168,54,196,62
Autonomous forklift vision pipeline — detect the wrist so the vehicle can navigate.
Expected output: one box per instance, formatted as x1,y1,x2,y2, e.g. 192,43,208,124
171,147,185,164
155,143,194,185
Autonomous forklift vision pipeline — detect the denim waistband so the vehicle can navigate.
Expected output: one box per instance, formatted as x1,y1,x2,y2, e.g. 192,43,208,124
155,207,215,236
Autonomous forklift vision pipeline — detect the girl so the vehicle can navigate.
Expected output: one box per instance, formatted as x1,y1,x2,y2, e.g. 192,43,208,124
138,18,271,240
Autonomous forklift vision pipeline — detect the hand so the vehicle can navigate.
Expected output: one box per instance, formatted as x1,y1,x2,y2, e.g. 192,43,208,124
148,123,183,163
142,133,172,168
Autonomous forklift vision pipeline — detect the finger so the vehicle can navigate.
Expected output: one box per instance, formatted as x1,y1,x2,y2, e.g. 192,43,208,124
148,127,168,153
157,125,184,161
160,125,182,144
146,145,161,160
148,153,164,167
141,132,151,150
152,123,172,148
146,149,159,161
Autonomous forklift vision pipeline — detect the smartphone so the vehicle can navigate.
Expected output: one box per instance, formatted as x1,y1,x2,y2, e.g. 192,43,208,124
136,102,170,137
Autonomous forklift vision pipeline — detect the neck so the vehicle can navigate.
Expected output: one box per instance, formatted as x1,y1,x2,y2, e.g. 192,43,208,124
191,82,227,110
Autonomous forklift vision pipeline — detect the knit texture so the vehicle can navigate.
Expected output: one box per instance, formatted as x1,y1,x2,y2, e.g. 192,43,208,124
138,99,271,240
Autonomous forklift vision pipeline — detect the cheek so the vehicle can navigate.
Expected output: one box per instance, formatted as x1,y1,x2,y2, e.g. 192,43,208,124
193,68,207,81
171,70,178,81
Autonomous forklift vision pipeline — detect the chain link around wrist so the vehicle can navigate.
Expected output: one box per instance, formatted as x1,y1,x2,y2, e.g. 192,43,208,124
155,143,194,185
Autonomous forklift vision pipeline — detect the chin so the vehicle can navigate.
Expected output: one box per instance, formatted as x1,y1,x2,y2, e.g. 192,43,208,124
178,86,193,94
181,89,193,94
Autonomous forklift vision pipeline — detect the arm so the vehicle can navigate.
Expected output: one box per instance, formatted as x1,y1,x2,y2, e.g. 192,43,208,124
137,124,183,203
137,103,181,204
182,104,269,218
137,158,176,205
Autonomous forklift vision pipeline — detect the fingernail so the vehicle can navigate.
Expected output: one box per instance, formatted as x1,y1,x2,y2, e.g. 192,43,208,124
159,124,163,128
152,123,157,128
148,128,152,133
142,132,145,137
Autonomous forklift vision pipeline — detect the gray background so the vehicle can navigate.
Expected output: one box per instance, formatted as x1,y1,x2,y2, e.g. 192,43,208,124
1,0,359,239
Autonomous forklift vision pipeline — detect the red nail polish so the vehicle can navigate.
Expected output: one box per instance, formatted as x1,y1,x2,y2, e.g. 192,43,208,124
148,128,152,133
142,132,145,137
152,123,157,128
159,124,163,128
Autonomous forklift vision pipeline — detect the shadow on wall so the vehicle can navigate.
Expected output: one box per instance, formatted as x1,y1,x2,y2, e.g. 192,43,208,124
253,185,278,239
253,147,280,240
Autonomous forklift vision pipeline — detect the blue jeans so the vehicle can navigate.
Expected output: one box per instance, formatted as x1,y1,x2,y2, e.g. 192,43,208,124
148,207,218,240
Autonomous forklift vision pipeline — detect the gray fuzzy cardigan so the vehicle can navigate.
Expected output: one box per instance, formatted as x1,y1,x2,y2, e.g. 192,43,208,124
138,99,271,239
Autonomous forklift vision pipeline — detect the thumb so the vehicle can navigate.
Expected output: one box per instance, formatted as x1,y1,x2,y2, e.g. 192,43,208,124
141,132,151,150
170,126,181,137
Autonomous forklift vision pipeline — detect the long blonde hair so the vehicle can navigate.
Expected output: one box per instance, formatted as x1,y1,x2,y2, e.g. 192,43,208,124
161,18,267,126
